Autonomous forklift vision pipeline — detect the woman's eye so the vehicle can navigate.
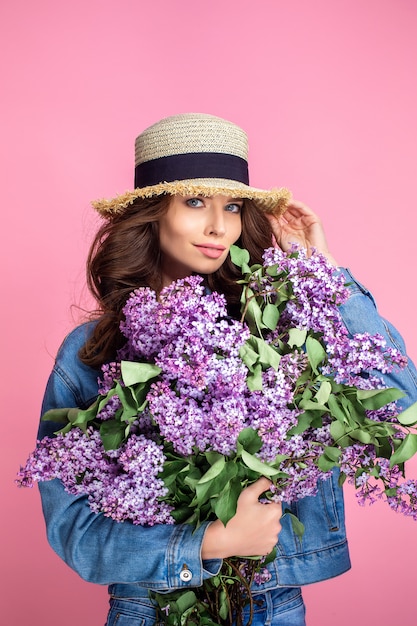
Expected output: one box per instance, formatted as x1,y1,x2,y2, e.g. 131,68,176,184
186,198,204,208
226,203,242,214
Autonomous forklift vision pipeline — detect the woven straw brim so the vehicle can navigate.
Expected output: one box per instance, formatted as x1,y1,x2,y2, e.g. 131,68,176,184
92,179,291,217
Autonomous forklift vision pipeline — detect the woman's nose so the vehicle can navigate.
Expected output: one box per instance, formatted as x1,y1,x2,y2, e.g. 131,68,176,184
204,206,226,236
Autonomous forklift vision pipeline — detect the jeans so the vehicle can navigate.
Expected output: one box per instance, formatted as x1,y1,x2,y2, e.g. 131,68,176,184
106,597,164,626
105,587,306,626
245,588,306,625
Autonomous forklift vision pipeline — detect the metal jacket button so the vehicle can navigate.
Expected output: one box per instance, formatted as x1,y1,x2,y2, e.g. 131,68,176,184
180,568,193,582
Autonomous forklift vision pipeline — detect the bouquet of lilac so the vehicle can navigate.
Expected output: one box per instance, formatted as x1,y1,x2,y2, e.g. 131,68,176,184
18,245,417,626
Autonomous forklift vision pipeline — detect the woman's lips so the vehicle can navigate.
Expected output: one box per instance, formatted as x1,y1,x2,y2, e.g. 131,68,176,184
194,244,226,259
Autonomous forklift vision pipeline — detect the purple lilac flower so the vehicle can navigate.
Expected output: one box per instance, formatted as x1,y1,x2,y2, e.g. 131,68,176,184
120,276,231,362
263,246,350,338
17,429,174,526
338,445,417,518
245,354,306,462
147,361,249,456
253,568,272,585
99,362,122,394
322,332,407,386
91,434,174,525
17,429,109,490
119,287,160,359
97,394,122,421
18,250,415,526
138,276,251,455
388,480,417,519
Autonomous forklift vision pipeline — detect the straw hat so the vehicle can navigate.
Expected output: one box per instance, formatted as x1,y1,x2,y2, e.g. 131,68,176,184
92,113,291,217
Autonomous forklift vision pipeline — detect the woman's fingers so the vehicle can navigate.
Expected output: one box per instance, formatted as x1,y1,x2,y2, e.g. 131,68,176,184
201,478,282,559
268,200,339,266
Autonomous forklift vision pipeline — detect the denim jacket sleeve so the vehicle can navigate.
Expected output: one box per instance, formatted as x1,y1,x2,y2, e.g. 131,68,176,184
37,322,222,589
337,268,417,410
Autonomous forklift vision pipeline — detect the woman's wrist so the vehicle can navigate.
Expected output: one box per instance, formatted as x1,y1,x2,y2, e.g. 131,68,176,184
321,251,339,267
201,520,229,560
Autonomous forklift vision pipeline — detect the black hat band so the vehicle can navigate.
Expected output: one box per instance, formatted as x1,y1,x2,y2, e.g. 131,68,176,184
134,152,249,188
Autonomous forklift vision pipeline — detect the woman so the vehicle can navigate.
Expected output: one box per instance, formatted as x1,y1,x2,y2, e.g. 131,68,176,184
38,113,417,625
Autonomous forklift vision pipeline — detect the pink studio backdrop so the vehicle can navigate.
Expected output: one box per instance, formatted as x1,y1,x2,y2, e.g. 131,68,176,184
2,1,416,624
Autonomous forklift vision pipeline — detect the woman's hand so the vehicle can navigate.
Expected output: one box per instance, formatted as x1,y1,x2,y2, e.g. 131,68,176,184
201,477,282,559
267,200,339,266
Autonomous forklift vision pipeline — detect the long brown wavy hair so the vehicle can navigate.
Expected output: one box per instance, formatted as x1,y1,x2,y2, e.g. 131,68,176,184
79,195,273,369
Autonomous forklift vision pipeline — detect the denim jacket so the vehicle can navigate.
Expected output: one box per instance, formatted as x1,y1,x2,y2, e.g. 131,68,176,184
37,268,417,597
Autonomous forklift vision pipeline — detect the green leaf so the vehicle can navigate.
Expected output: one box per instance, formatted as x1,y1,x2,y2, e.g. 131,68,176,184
287,328,307,348
241,450,281,477
120,360,161,386
338,472,347,487
316,447,342,472
390,433,417,467
194,462,238,507
54,422,73,436
213,476,242,525
330,420,351,447
284,509,305,539
262,547,277,566
246,335,281,370
317,454,337,471
184,473,203,490
327,394,348,423
160,461,190,487
230,244,250,268
239,343,260,369
397,401,417,426
175,590,198,613
169,506,195,524
306,336,326,374
341,395,366,427
265,263,279,277
315,380,332,405
375,438,396,461
69,405,98,426
100,420,126,450
322,446,342,462
41,407,73,423
246,364,263,391
262,303,279,331
113,385,138,420
218,589,229,620
245,298,264,335
287,411,315,435
349,429,372,444
129,385,149,413
237,427,263,454
205,451,224,466
257,341,281,371
299,398,328,413
197,457,226,484
356,387,405,410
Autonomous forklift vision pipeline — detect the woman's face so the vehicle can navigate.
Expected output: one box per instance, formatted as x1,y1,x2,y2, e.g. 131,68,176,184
159,194,242,287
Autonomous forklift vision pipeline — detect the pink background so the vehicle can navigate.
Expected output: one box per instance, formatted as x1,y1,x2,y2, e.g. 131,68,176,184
2,1,417,624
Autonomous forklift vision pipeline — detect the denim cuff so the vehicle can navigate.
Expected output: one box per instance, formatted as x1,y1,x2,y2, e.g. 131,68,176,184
166,522,222,588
